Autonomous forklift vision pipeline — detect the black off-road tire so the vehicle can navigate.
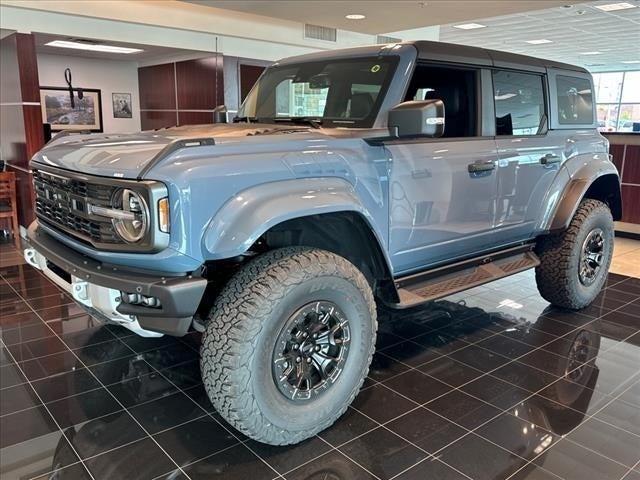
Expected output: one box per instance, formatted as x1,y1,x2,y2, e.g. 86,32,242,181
200,247,377,445
535,199,614,310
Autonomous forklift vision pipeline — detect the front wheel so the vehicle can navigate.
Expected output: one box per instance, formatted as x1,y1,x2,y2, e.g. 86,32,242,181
535,199,614,310
200,247,377,445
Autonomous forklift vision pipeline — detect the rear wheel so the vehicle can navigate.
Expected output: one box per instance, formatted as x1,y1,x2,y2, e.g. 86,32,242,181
535,199,614,309
200,247,376,445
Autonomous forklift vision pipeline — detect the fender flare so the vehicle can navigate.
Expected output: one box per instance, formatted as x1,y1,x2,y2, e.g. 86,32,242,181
202,177,390,266
545,157,621,232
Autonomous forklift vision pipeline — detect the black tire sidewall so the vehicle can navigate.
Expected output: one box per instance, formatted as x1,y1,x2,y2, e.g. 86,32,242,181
251,274,373,432
568,207,614,305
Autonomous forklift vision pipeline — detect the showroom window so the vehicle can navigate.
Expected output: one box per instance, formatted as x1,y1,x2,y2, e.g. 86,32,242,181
276,79,328,117
555,75,594,125
593,70,640,132
493,70,546,136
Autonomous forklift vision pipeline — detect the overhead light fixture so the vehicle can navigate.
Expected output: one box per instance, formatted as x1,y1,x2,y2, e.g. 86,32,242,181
594,2,636,11
453,23,486,30
345,14,366,20
45,40,143,54
622,60,640,64
525,39,553,44
580,51,603,55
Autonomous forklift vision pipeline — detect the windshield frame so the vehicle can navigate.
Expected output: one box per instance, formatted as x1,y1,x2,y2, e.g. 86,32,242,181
237,55,400,129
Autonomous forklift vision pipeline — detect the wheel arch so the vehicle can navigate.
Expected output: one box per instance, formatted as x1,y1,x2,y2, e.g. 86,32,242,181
256,211,398,302
201,178,398,302
548,172,621,233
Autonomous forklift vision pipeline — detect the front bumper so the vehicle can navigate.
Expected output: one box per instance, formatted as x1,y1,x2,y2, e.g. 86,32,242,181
25,224,207,337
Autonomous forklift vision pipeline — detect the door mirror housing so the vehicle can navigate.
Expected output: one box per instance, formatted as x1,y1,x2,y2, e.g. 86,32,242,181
388,99,445,138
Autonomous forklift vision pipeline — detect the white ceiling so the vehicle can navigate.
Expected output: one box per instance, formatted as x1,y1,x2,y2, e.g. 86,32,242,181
185,0,569,34
439,1,640,72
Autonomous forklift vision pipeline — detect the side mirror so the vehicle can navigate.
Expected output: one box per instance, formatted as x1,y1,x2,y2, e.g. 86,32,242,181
388,99,445,138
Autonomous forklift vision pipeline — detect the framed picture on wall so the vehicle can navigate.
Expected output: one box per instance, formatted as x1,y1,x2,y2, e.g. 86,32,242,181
39,86,103,132
112,92,133,119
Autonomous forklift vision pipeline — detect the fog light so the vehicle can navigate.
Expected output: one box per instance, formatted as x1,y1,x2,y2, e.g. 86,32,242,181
120,292,162,308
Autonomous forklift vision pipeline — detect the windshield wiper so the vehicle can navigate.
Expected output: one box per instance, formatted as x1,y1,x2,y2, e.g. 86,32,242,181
272,117,323,129
232,116,259,123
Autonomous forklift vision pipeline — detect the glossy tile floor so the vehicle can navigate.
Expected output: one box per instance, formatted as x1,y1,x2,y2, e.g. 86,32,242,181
1,241,639,480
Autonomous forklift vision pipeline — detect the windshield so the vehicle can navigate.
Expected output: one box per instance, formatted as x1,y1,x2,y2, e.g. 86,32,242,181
238,56,398,128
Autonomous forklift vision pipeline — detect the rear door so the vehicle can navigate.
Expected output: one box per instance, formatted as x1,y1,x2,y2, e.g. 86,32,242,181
492,69,563,243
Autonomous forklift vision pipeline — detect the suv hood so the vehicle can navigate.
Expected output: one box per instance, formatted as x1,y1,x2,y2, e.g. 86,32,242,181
32,123,322,179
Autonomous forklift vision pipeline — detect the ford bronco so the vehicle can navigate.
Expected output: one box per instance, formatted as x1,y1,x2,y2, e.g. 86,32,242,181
24,41,620,445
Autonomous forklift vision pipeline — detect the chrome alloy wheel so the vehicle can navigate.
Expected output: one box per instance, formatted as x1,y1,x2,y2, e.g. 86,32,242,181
579,228,605,286
272,301,351,401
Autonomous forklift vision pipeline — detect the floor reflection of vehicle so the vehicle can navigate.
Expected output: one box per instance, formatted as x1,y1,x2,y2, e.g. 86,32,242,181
46,301,602,480
376,299,602,475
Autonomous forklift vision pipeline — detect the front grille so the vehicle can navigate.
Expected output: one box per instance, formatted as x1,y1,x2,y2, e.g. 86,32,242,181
33,169,122,245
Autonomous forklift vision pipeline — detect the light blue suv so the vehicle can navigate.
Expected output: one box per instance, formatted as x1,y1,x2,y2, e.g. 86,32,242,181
24,41,621,445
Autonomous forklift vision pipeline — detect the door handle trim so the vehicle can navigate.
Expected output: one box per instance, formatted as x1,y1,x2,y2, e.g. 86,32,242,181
468,161,496,173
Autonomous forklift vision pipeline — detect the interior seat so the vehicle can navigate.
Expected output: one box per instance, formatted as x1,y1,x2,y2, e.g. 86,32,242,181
350,92,374,118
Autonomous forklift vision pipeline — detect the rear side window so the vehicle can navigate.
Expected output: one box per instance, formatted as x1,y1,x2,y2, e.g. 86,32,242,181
493,70,546,136
556,75,594,125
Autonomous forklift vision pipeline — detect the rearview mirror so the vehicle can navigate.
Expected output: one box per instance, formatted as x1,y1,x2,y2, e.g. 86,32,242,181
388,99,445,138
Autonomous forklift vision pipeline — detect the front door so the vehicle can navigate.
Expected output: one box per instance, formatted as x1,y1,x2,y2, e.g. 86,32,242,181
386,138,500,273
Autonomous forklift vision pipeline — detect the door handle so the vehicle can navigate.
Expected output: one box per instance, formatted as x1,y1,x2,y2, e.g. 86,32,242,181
468,161,496,173
540,153,561,165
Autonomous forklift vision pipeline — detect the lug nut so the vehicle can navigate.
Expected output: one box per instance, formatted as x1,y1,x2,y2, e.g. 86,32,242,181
302,332,308,338
315,345,321,352
313,333,318,339
295,357,301,363
306,358,312,364
293,343,299,350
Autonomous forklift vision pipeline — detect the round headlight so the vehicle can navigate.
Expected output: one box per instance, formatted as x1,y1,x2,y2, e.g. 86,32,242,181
111,188,149,243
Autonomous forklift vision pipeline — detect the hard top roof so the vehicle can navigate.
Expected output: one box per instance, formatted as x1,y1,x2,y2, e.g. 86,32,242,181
276,40,587,75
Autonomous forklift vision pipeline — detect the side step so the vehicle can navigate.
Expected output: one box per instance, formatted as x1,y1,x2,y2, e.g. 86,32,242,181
393,244,540,308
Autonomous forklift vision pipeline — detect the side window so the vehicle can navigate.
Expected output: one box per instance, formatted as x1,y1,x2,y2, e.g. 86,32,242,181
493,70,546,136
404,65,478,138
556,75,594,125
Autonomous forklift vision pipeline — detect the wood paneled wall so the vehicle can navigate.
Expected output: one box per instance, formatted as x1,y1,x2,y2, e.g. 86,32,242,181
0,33,44,227
607,134,640,226
138,55,223,131
239,64,265,103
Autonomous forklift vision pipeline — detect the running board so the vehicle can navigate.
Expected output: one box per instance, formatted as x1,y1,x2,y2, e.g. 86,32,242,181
392,244,540,308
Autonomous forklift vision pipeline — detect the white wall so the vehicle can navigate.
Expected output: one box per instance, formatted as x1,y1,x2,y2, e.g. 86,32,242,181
37,53,141,133
0,2,377,62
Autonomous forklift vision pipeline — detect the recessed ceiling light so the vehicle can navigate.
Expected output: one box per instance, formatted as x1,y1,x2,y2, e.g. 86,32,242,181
453,23,486,30
580,51,603,55
622,60,640,64
525,39,553,44
594,2,637,11
345,14,366,20
45,40,143,54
